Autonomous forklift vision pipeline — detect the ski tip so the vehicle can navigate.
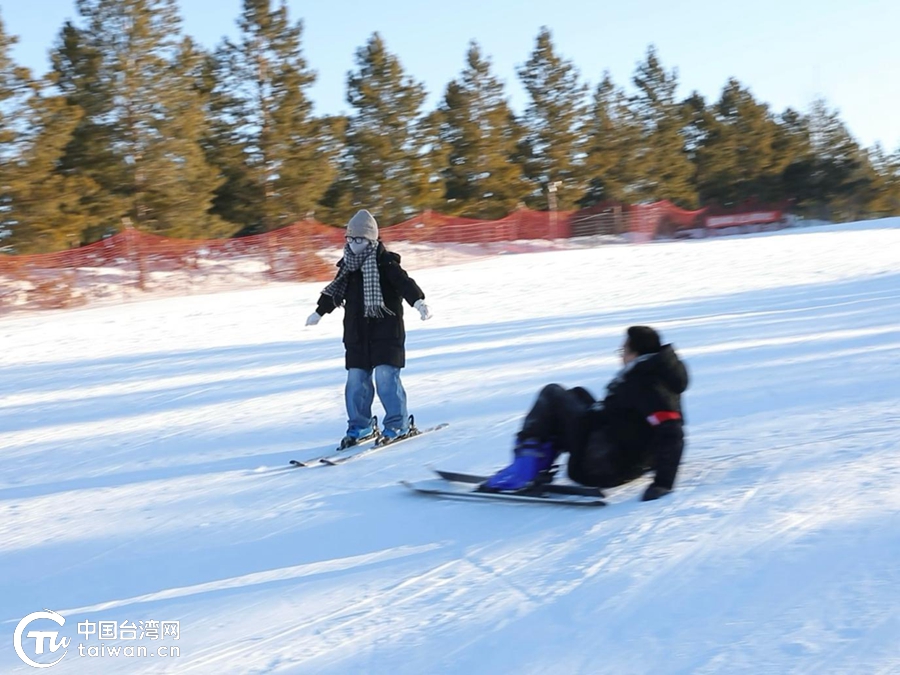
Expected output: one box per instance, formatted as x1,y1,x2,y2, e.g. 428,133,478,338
400,480,433,495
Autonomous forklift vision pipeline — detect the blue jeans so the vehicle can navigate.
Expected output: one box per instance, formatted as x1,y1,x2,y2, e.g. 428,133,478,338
346,366,409,434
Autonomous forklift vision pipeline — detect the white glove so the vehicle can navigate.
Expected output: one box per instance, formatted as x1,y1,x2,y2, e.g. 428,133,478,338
414,299,432,321
305,311,321,327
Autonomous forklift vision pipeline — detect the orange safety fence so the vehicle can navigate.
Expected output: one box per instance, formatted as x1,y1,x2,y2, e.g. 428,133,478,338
0,201,787,313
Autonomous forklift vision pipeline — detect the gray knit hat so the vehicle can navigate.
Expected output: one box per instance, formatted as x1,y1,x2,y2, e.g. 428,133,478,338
346,209,379,240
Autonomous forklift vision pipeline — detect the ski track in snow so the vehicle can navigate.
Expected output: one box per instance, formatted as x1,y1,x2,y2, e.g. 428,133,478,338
1,220,899,673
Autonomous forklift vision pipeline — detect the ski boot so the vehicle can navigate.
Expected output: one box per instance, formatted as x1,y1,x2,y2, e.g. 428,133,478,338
339,416,380,450
480,438,557,492
377,415,419,446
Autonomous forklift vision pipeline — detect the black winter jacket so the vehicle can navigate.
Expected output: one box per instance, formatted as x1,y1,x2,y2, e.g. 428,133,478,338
316,243,425,370
589,345,689,490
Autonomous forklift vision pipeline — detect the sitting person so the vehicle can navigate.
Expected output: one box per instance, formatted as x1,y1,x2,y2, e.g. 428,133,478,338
484,326,688,501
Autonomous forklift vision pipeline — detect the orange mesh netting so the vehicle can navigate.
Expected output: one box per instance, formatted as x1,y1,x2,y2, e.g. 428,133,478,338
0,201,785,313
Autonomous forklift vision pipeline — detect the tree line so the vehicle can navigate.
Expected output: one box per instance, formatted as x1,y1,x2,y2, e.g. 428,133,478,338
1,0,898,253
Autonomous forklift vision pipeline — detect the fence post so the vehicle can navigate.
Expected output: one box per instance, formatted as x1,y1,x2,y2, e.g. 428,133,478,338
515,203,523,241
122,217,146,291
547,181,561,240
266,231,278,281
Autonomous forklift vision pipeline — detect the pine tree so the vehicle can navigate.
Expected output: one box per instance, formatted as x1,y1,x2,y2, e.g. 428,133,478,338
52,0,223,239
0,15,91,253
888,147,900,215
437,41,528,218
139,37,228,238
776,107,817,211
580,73,642,206
773,100,880,220
881,147,900,215
410,108,449,215
856,144,899,217
516,27,588,210
0,14,33,247
329,33,429,226
207,0,336,234
693,79,791,205
628,46,696,206
51,18,125,240
4,82,101,253
0,14,29,156
806,98,867,220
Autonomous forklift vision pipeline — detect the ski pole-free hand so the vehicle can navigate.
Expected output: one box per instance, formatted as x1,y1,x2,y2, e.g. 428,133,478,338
414,299,432,321
305,311,321,327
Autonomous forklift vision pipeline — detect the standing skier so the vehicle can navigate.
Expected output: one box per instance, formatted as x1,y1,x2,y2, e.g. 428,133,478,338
484,326,688,501
306,210,432,447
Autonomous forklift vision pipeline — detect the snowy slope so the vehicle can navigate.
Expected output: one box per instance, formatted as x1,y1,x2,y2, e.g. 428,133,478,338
1,219,899,674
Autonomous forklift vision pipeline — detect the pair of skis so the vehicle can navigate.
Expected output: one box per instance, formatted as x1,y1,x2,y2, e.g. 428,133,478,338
280,423,605,506
402,469,607,507
288,422,450,468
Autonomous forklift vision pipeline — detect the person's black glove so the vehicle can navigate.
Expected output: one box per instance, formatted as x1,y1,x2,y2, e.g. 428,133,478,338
642,483,672,501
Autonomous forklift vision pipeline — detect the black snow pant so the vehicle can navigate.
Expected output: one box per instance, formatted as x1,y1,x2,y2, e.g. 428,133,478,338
518,383,628,489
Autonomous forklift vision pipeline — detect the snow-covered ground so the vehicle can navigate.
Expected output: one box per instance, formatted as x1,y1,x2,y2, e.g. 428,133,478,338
1,219,899,674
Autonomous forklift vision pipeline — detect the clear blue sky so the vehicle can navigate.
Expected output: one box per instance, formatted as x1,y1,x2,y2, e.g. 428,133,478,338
2,0,898,150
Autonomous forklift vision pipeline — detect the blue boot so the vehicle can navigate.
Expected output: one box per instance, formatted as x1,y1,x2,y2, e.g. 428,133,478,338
381,415,414,443
482,438,556,492
340,416,379,450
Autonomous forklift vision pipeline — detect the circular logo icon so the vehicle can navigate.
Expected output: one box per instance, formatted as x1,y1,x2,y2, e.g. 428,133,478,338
14,610,69,669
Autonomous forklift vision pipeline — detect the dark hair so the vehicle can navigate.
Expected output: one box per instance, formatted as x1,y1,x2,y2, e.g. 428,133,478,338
626,326,662,356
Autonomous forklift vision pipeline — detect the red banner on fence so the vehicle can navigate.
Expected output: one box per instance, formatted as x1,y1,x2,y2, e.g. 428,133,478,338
705,211,783,229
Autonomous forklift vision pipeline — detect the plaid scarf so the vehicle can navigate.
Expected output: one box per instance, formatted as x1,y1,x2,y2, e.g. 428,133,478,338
321,243,395,318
